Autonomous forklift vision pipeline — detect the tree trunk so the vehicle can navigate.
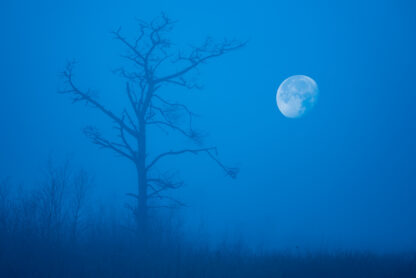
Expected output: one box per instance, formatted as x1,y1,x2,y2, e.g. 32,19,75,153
136,117,148,238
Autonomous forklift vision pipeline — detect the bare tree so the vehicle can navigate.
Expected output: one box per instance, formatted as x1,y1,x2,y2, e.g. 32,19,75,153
38,159,71,241
61,14,244,235
70,169,93,242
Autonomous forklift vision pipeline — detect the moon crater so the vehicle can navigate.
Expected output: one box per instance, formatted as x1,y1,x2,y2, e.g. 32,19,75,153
276,75,318,118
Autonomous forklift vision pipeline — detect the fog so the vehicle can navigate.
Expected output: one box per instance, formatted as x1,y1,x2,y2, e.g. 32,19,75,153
1,1,416,275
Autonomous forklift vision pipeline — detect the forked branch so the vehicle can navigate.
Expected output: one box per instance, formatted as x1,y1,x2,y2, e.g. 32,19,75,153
84,126,136,162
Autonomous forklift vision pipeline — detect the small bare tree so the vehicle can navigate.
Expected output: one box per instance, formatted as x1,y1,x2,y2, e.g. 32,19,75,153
38,160,70,240
70,169,93,242
61,14,244,235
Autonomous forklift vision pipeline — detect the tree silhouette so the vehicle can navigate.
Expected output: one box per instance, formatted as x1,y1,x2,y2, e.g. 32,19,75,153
61,14,244,235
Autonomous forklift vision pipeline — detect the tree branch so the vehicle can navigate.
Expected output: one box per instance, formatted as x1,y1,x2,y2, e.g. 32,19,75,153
154,39,246,84
84,126,136,162
61,63,138,138
147,120,199,140
146,147,238,178
112,29,146,63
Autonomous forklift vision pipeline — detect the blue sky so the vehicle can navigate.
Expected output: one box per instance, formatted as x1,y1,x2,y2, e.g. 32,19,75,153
1,0,416,251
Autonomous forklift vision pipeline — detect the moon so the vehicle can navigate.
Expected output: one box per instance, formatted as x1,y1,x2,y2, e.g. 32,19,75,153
276,75,318,118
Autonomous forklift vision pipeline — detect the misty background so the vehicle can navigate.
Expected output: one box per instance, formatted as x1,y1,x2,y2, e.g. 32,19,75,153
1,0,416,253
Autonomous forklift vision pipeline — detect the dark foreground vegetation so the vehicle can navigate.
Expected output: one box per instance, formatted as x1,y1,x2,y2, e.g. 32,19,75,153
1,170,416,278
2,240,416,278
